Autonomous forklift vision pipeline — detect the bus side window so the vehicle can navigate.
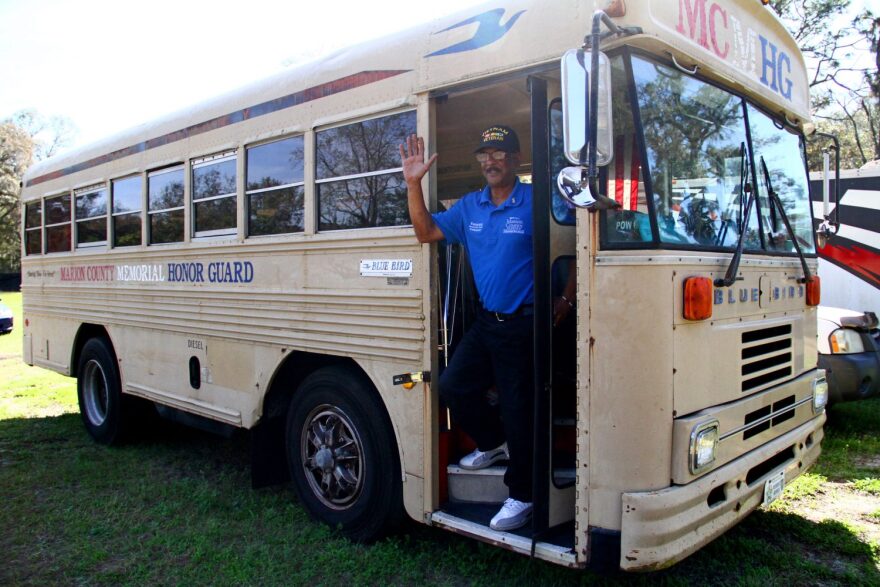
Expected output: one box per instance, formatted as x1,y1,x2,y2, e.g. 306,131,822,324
45,192,72,253
74,184,108,248
148,165,185,244
246,136,305,236
549,99,575,226
112,175,143,247
192,152,237,238
602,54,651,246
24,201,42,255
316,110,416,231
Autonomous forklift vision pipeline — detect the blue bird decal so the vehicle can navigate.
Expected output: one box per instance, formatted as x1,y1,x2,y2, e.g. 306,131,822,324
426,8,526,57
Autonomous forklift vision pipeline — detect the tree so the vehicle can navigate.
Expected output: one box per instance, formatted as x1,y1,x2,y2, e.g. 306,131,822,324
0,123,34,272
0,110,76,272
771,1,880,168
7,109,76,161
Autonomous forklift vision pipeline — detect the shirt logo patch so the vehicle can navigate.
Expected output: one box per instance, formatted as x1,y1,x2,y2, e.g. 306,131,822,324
503,216,524,234
469,222,484,232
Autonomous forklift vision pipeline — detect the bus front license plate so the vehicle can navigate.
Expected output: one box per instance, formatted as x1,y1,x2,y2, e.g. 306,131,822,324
762,470,785,507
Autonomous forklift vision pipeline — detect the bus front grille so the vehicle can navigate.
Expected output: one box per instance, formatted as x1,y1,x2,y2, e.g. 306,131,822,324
742,394,796,440
741,325,793,393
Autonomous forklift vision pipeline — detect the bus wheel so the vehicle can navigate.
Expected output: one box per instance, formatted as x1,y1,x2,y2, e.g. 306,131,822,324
77,337,128,445
286,366,404,542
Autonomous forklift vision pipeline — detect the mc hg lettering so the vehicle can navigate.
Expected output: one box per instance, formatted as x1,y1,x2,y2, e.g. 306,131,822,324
675,0,796,102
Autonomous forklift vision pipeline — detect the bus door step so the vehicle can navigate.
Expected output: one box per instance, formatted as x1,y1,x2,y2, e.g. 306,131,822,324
447,464,508,504
448,464,578,504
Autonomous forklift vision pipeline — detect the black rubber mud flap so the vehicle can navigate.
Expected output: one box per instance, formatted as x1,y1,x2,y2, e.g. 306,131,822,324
251,416,290,488
589,527,622,574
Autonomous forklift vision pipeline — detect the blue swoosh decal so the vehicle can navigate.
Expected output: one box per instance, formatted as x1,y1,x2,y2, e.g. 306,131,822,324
426,8,526,57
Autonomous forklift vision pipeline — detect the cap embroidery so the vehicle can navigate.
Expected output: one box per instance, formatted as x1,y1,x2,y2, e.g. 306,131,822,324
481,127,509,142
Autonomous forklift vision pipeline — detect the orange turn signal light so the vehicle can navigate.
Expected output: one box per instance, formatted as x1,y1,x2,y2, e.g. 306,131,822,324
683,276,713,321
806,275,820,307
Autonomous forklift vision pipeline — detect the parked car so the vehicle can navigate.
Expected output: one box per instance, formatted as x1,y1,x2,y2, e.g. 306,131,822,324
0,299,12,335
817,306,880,403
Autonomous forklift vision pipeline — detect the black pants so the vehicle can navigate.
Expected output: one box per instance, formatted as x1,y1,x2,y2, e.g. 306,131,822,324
440,309,534,502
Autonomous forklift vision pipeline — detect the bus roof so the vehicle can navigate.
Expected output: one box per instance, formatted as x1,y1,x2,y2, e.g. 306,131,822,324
23,0,809,196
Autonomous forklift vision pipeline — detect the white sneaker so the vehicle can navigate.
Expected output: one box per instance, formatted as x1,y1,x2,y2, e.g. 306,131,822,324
490,498,533,531
458,443,508,470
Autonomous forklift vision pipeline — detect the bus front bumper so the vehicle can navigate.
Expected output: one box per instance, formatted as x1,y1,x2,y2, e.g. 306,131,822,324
619,412,825,571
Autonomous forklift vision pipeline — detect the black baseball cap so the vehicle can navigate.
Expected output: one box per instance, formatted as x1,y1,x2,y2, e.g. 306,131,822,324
474,125,520,153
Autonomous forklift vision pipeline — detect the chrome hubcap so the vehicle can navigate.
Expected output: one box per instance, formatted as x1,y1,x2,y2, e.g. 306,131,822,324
82,359,109,426
301,405,364,510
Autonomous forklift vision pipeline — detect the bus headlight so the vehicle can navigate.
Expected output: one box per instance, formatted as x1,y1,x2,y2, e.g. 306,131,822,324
812,376,829,412
689,420,719,474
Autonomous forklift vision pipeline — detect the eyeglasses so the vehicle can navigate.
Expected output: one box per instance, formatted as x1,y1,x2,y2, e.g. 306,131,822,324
475,151,508,163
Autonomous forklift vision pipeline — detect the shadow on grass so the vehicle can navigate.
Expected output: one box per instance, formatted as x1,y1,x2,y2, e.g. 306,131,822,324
826,397,880,436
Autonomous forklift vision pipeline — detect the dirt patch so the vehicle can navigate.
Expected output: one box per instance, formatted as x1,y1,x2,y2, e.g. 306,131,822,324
791,481,880,545
854,455,880,470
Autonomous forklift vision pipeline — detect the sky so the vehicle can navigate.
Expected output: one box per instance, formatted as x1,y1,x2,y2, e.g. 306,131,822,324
0,0,487,153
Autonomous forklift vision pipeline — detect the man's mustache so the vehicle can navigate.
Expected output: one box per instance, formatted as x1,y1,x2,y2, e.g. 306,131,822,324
484,166,502,174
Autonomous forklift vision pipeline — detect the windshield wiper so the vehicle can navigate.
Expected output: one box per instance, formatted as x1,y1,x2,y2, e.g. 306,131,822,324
759,156,813,283
717,142,747,247
715,143,753,287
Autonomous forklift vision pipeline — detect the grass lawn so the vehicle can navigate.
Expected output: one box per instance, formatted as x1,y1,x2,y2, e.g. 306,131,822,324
1,291,878,585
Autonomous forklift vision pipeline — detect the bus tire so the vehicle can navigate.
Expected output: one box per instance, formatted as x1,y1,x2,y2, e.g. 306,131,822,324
76,337,130,445
285,366,404,542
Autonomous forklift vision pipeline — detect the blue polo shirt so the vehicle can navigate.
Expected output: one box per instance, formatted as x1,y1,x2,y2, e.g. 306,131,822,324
432,180,533,314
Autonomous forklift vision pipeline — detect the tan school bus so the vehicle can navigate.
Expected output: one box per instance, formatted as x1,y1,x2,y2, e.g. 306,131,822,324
20,0,828,571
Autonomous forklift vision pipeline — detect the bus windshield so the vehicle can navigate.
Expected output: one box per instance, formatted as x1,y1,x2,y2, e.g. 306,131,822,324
604,54,814,254
747,103,816,254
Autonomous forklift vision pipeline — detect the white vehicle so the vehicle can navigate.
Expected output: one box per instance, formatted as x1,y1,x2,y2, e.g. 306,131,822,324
817,306,880,403
0,299,12,334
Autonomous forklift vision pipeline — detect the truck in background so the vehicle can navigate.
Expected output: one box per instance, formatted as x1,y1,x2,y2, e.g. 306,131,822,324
811,162,880,402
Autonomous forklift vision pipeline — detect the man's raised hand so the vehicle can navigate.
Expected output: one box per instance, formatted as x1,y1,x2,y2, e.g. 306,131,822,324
400,134,439,187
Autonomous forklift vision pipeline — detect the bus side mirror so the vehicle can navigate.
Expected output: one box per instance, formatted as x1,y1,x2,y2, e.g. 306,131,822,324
561,49,613,167
813,132,840,248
